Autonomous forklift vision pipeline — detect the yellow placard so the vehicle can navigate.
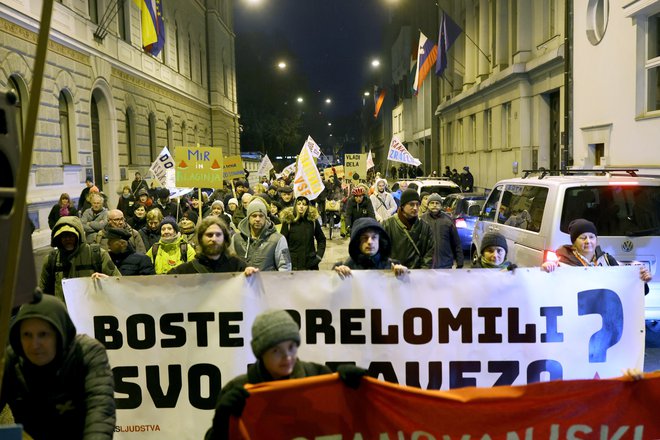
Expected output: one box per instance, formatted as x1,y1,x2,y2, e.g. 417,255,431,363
344,153,366,180
223,155,244,179
174,146,224,188
323,165,345,180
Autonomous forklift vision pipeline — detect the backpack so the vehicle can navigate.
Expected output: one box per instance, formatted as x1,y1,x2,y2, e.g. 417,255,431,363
46,244,103,293
150,241,188,263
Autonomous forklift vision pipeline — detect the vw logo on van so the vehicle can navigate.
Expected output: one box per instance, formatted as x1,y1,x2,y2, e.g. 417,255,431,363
621,240,634,252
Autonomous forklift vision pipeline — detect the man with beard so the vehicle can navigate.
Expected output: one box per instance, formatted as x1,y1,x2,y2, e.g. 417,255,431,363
170,217,257,275
420,193,464,269
370,178,397,222
106,228,155,275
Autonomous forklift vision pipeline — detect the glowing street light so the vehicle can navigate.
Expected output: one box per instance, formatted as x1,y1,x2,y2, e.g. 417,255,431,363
363,91,370,97
371,59,380,68
277,61,287,70
296,96,304,103
325,98,332,104
327,122,332,126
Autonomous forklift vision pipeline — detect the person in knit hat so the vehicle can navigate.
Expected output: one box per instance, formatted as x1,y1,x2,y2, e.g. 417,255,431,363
230,199,291,271
204,310,368,440
421,193,464,269
145,216,196,274
541,219,651,290
381,189,435,269
474,231,514,270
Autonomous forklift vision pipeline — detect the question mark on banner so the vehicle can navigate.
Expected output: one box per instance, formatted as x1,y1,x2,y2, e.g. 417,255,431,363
577,289,624,363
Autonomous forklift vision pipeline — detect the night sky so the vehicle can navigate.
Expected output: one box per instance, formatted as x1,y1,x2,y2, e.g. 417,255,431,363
234,0,390,119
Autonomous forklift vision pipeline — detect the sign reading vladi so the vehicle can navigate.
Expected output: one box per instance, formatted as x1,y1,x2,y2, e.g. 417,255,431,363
174,146,224,188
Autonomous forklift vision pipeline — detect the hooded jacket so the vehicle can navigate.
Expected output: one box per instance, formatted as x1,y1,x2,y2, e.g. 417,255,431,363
0,295,115,439
146,234,197,274
370,187,397,222
39,216,120,301
381,212,435,269
336,217,395,270
279,205,326,270
344,195,376,229
94,223,146,253
231,216,291,271
421,211,464,269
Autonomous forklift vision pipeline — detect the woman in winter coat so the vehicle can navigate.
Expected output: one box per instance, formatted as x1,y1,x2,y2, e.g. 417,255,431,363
145,217,196,274
0,293,115,439
279,195,326,270
139,207,163,249
48,193,78,229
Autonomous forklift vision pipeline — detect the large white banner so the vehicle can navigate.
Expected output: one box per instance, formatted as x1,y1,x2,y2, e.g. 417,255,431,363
63,267,645,439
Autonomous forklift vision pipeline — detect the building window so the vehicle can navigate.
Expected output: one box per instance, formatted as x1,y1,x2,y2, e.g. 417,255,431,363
446,122,453,154
59,91,72,164
484,109,492,150
647,13,660,112
118,0,130,43
199,43,205,85
470,114,477,152
586,0,609,45
548,0,557,38
126,108,137,164
181,121,187,146
458,119,464,153
8,75,27,150
149,113,158,160
223,55,229,97
502,102,512,149
166,117,174,148
188,33,193,80
174,21,180,72
89,0,99,24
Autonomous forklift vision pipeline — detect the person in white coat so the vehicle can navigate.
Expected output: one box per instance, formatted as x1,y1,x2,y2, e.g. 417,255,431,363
370,178,397,222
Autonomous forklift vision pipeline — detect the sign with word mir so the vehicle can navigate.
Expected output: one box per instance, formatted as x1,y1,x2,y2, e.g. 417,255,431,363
175,146,224,188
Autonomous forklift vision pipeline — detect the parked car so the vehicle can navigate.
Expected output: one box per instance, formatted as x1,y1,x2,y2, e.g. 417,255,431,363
470,169,660,320
392,178,462,201
442,193,487,253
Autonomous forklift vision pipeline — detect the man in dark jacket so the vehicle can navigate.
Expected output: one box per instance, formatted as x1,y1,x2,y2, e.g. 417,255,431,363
461,166,475,192
205,310,367,440
0,293,115,439
344,186,376,231
107,227,155,275
40,216,120,301
421,193,464,269
381,189,435,269
153,187,178,218
169,217,256,275
333,217,407,277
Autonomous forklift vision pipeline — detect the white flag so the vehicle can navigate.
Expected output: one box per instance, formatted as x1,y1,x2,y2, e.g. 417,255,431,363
293,143,324,200
257,154,274,176
279,162,297,178
306,135,322,158
386,137,422,166
366,151,375,170
149,147,176,187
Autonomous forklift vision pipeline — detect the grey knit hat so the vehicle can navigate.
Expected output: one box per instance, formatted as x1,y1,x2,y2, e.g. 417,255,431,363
246,199,268,218
427,193,443,204
251,310,301,358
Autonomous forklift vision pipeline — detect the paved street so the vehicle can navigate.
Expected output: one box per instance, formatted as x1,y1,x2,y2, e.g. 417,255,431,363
31,228,660,373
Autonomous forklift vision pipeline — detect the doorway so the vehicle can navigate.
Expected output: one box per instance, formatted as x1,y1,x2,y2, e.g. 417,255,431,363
90,95,102,191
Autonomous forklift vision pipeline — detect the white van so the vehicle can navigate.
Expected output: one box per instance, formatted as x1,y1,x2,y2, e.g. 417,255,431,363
471,170,660,320
392,178,462,200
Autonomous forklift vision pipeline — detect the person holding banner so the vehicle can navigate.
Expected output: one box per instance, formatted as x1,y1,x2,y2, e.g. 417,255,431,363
169,217,257,276
231,199,292,271
334,217,408,277
381,189,435,269
541,219,652,290
0,293,116,439
473,232,515,270
205,310,367,440
280,196,326,270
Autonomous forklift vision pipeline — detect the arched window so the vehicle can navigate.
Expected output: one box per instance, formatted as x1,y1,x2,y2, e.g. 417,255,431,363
126,108,137,164
194,125,199,146
149,113,158,160
199,41,204,85
174,21,180,72
166,117,174,148
8,75,27,150
188,33,193,80
59,90,73,164
181,121,187,146
117,0,130,43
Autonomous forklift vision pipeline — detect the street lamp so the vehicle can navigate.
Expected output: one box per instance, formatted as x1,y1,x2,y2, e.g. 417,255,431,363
327,122,332,126
296,96,303,103
363,91,370,97
371,59,380,68
325,98,332,104
277,61,287,70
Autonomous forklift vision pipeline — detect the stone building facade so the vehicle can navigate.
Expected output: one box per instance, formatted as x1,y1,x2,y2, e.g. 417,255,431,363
0,0,238,247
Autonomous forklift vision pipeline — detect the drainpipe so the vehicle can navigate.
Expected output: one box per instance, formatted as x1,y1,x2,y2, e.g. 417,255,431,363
562,0,573,169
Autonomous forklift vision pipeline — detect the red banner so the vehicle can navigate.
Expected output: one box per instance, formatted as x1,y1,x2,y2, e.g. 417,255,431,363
233,373,660,439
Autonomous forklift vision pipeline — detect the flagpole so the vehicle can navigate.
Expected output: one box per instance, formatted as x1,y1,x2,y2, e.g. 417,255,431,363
438,7,490,63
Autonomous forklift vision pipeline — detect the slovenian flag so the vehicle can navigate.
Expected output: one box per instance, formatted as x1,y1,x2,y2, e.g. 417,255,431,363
412,32,438,95
134,0,165,56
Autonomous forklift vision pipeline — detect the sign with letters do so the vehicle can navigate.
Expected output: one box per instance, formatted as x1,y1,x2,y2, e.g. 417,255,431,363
63,267,645,439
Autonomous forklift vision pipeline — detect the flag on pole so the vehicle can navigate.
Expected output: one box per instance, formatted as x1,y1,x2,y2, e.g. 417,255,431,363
409,44,418,95
436,11,462,77
386,136,422,167
257,154,274,176
374,86,386,118
149,147,192,197
366,151,375,170
412,32,438,95
305,136,322,159
133,0,165,56
293,144,324,200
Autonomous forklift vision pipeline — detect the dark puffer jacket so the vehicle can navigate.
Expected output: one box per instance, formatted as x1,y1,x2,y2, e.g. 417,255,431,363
336,217,395,270
279,205,326,270
0,295,116,439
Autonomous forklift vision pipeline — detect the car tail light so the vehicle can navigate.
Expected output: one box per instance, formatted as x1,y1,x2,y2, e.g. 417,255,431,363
544,250,559,262
455,218,468,229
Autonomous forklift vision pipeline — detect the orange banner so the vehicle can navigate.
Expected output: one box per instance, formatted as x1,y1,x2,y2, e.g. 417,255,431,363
233,372,660,439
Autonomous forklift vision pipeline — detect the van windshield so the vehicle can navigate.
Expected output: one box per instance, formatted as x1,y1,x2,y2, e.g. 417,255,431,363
424,185,462,197
560,186,660,236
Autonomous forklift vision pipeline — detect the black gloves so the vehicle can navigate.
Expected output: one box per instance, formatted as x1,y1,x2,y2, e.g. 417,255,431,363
337,364,368,389
217,387,250,418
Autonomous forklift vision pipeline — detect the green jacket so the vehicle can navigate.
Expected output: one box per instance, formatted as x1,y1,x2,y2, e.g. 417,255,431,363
40,216,120,301
381,213,435,269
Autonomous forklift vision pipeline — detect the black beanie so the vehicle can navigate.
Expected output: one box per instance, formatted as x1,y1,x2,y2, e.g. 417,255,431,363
480,232,508,255
399,189,421,207
569,219,598,242
160,217,179,233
